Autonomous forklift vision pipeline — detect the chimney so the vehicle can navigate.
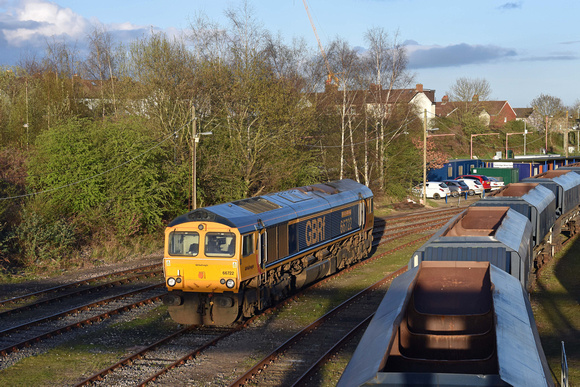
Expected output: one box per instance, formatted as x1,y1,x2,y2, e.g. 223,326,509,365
325,82,338,94
442,95,449,104
416,83,423,92
370,83,381,92
472,94,479,102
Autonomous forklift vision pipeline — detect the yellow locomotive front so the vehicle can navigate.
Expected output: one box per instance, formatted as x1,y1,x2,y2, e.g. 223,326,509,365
162,219,244,325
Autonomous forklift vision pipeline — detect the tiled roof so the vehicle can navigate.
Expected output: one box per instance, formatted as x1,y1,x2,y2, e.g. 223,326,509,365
436,100,511,117
315,84,435,107
513,107,533,118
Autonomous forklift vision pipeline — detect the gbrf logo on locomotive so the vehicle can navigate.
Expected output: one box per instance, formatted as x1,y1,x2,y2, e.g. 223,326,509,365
305,216,326,246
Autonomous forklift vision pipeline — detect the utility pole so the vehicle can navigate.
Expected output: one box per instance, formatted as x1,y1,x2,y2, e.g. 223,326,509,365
565,111,569,158
422,109,427,205
191,105,197,210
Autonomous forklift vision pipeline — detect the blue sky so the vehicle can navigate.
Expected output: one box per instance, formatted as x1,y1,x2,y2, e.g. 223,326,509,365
1,0,579,108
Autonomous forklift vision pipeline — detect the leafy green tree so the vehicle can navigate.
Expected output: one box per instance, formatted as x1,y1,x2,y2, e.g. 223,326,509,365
189,5,320,202
26,117,178,238
196,60,319,202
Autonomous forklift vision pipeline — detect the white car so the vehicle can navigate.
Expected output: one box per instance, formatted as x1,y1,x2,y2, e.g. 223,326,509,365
412,182,451,199
488,177,505,191
455,178,484,195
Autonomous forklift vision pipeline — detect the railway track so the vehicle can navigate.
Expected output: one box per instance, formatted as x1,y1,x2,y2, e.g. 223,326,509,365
75,226,440,386
0,266,166,360
77,325,234,387
0,283,165,357
0,263,162,308
0,269,161,318
0,206,459,385
228,266,408,387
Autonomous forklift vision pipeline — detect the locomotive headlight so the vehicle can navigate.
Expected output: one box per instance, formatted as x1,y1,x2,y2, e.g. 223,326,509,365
167,277,177,287
226,279,235,289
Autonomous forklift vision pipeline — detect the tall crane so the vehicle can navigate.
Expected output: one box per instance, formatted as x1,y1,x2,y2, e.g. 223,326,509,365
302,0,339,86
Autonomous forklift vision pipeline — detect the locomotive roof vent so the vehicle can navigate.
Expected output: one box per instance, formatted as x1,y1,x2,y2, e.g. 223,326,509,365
297,183,339,195
233,197,282,214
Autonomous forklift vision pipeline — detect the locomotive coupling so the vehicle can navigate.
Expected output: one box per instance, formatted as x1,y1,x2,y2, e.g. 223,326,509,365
162,293,183,306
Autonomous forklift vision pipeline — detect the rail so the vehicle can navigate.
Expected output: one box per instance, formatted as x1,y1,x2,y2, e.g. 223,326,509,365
228,266,408,386
562,341,568,387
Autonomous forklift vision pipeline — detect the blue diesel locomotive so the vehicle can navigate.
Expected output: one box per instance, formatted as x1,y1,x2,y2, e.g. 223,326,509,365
162,179,374,325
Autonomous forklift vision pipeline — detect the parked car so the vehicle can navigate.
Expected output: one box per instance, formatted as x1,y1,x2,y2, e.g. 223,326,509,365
455,178,484,195
443,180,470,197
412,182,451,199
488,176,505,191
456,174,491,191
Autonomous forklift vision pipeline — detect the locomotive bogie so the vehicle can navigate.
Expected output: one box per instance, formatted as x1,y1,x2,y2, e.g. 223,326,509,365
165,292,243,325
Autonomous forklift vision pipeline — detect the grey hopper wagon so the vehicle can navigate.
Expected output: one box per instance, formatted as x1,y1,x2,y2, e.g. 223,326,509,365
337,261,553,387
473,183,556,248
521,170,580,217
409,206,533,289
557,163,580,175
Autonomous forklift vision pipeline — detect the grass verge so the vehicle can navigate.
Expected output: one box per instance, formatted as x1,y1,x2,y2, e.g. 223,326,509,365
531,235,580,384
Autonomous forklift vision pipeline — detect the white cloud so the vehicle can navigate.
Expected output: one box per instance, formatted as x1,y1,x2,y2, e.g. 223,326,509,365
2,0,87,45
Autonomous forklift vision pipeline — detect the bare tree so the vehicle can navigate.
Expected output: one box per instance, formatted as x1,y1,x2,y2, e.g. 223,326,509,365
189,12,230,65
362,28,412,188
324,38,363,181
530,93,565,117
224,0,265,74
529,93,567,151
40,38,81,129
84,25,118,117
127,31,196,163
263,32,310,89
43,37,80,78
447,77,492,102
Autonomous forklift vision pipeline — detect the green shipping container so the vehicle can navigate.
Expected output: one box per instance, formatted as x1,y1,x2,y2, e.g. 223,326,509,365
471,167,520,184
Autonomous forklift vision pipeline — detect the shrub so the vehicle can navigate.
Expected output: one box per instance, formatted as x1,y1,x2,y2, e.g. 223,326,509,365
12,209,77,267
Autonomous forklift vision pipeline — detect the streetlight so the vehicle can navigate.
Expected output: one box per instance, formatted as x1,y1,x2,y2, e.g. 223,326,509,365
545,115,550,153
191,105,213,210
422,109,453,205
470,133,499,159
524,121,527,155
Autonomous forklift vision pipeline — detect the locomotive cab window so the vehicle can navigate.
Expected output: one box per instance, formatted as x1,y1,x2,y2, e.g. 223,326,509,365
205,232,236,257
169,231,199,256
242,234,254,257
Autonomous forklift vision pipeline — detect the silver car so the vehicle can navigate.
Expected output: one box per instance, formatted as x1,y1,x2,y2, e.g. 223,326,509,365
455,178,484,195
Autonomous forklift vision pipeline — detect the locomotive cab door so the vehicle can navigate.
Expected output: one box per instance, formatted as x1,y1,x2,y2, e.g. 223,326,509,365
257,226,267,270
359,198,365,227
